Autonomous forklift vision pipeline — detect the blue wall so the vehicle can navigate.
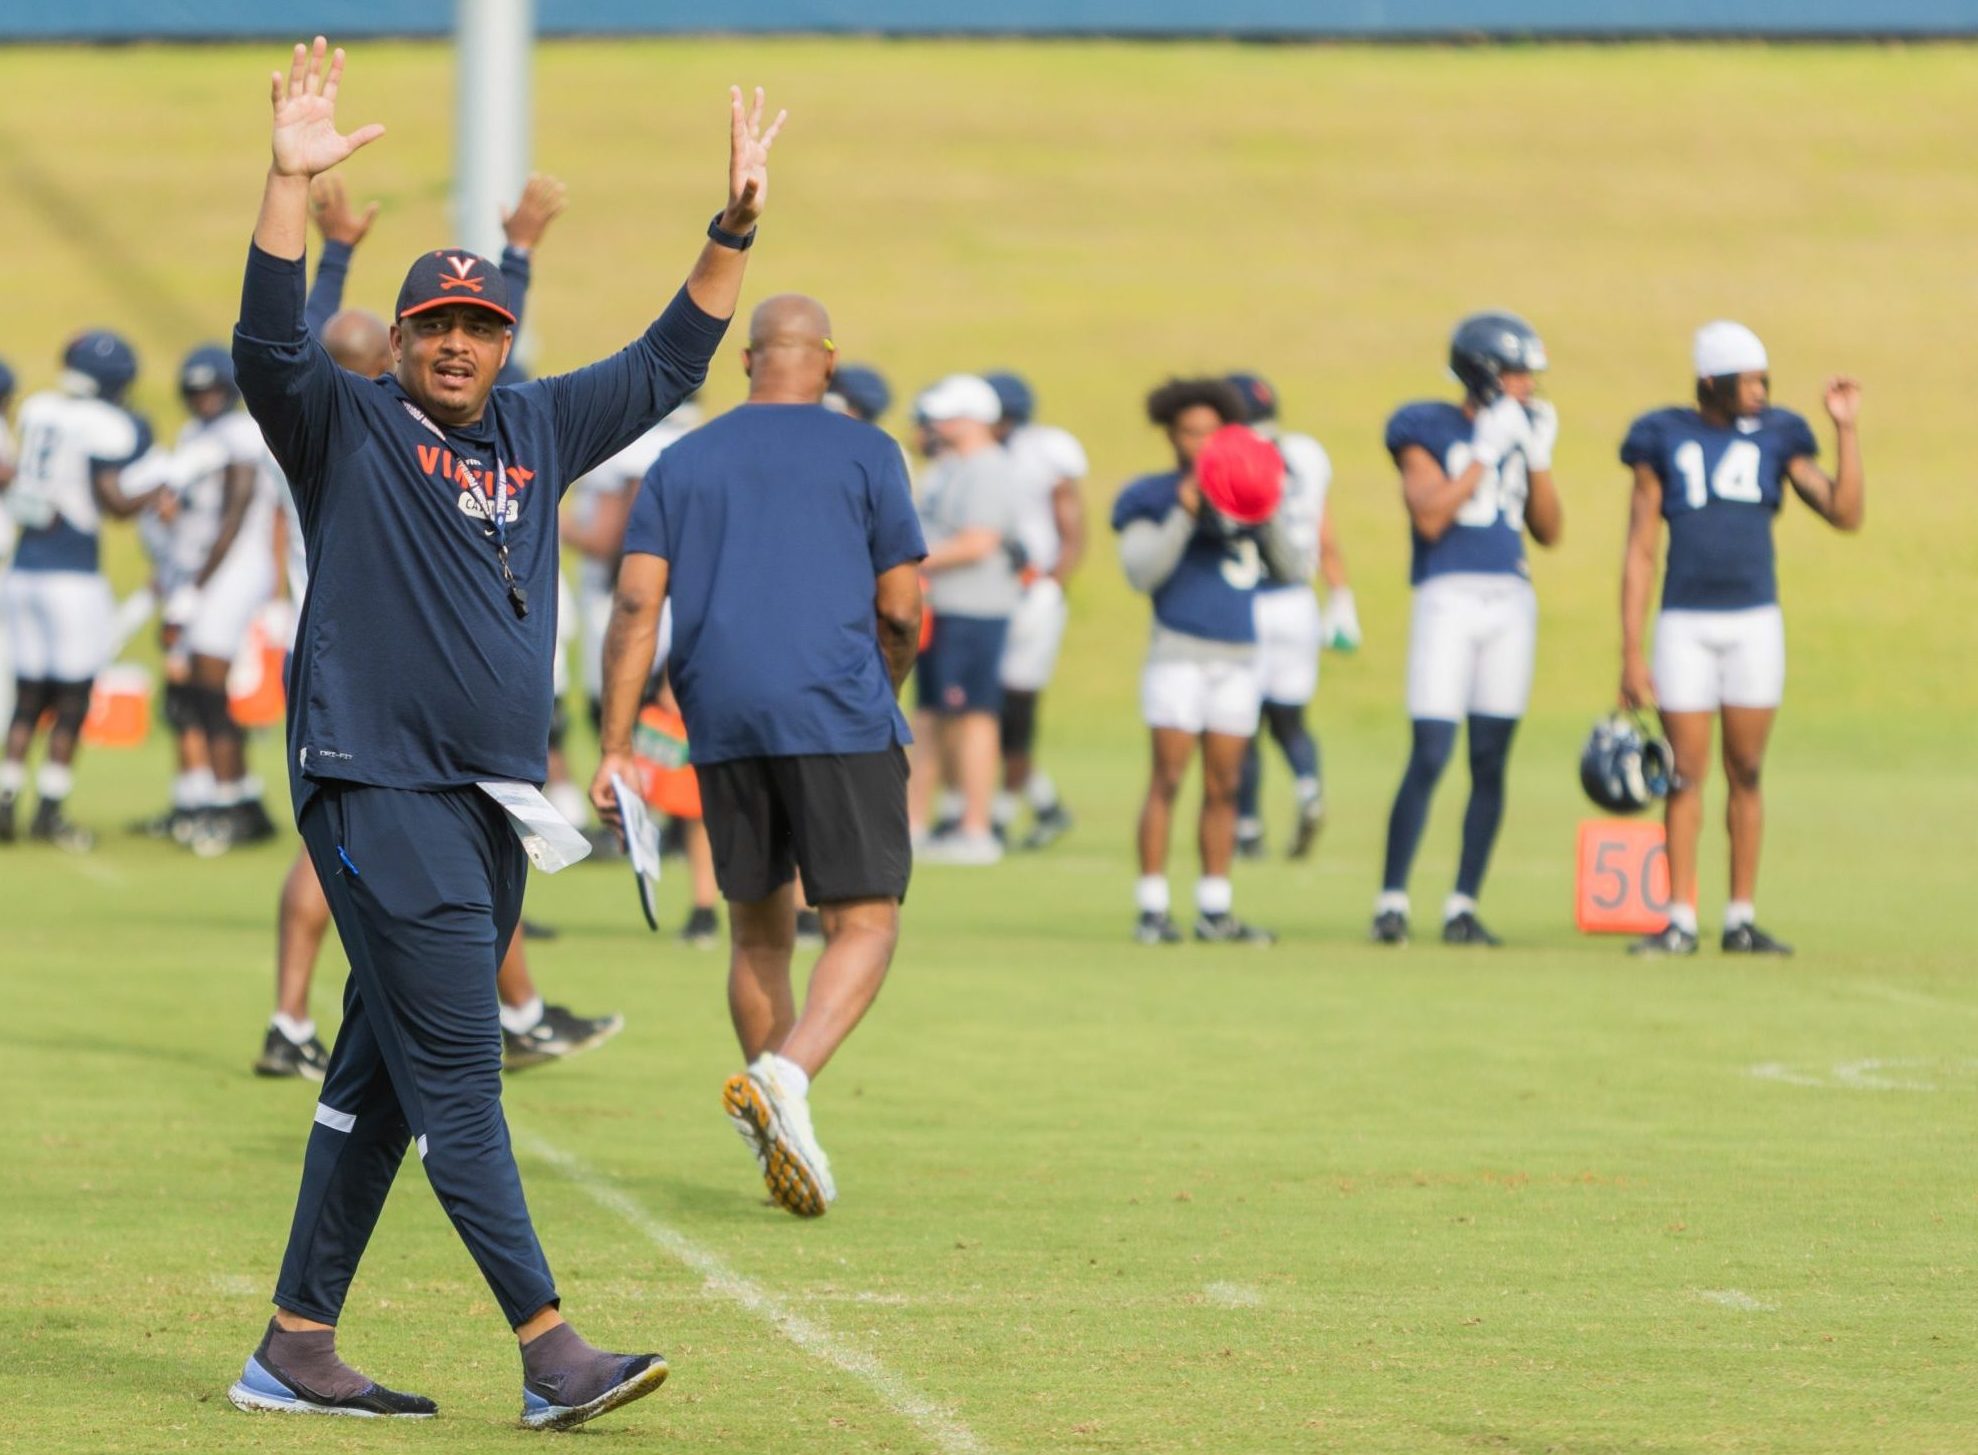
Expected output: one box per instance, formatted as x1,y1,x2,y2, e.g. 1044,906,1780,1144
5,0,1974,38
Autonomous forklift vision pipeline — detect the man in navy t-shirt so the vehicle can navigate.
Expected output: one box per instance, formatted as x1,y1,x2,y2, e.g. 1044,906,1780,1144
222,39,784,1431
594,293,925,1222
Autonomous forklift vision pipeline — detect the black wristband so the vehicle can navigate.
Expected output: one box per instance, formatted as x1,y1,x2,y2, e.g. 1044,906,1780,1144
707,213,757,251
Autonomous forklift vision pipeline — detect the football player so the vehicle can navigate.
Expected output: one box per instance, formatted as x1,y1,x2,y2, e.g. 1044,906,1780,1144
1224,371,1358,861
1372,313,1563,946
0,331,166,848
1619,322,1863,956
982,370,1086,850
167,345,281,846
1113,379,1299,945
0,356,18,729
824,363,891,425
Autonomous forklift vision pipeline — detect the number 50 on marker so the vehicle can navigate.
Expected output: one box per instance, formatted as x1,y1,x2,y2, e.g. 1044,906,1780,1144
1575,819,1672,935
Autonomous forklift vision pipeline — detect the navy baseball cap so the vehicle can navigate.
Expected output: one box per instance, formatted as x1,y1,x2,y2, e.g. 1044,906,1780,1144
395,250,516,326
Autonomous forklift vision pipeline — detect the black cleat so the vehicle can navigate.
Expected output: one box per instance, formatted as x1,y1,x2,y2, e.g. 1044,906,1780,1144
678,905,721,949
1234,825,1267,860
228,1324,436,1418
128,805,191,840
520,1351,668,1431
1287,793,1326,861
1194,911,1276,945
0,792,14,844
504,1004,624,1072
1133,910,1183,945
1629,923,1700,957
29,798,93,853
794,908,824,949
520,918,559,942
1018,803,1074,851
1441,910,1502,947
254,1027,330,1082
230,800,281,845
1370,909,1410,945
1722,922,1793,956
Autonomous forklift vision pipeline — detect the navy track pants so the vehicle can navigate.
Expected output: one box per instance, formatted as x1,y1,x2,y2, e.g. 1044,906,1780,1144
273,783,557,1328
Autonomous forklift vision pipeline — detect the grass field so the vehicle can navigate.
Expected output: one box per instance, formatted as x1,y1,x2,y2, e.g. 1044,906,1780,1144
2,36,1977,1455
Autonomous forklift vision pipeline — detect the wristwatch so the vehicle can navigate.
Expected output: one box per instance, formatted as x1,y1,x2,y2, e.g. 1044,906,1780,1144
707,213,757,251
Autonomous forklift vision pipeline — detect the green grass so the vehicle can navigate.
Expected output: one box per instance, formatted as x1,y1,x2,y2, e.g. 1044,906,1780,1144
2,37,1977,1455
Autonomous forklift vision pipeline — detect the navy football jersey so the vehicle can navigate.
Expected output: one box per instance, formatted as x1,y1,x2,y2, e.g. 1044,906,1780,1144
1620,406,1817,611
1384,401,1530,585
1110,470,1261,644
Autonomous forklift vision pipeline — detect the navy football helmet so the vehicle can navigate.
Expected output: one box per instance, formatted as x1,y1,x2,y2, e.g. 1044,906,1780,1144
828,363,892,424
178,343,238,404
1580,713,1673,815
1449,311,1546,405
1224,371,1279,425
0,355,15,403
982,370,1034,427
64,329,139,403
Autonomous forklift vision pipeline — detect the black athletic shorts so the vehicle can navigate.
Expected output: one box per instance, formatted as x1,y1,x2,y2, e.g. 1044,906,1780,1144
695,747,912,906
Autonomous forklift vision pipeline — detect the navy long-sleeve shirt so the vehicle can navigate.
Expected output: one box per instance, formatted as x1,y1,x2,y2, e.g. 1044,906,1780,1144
233,242,727,812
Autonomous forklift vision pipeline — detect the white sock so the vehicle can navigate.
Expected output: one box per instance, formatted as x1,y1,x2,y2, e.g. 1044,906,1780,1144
499,995,545,1036
1195,876,1234,916
1135,875,1170,915
936,788,964,823
991,792,1018,829
546,780,589,828
211,779,244,808
1376,889,1410,916
1,761,26,796
1026,772,1058,812
238,775,265,803
1724,900,1756,931
36,762,74,801
1295,775,1321,804
1443,893,1478,923
174,769,215,809
1236,815,1263,838
770,1053,811,1100
1668,902,1699,936
271,1011,317,1045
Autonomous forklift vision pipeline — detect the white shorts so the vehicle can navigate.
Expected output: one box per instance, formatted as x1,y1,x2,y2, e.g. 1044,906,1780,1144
1141,653,1262,737
1406,573,1538,722
1653,605,1785,712
185,545,275,662
1000,577,1068,692
4,570,114,682
1254,585,1322,706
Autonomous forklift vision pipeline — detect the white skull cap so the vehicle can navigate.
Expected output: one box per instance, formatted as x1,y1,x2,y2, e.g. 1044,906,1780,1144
1693,321,1768,378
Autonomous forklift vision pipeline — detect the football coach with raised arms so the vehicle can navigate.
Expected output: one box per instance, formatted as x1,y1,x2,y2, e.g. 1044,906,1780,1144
223,38,784,1431
592,293,925,1220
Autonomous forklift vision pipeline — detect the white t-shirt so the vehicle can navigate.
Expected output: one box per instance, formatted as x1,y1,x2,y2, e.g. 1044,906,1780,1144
169,409,276,579
5,390,140,538
1003,422,1088,576
1270,430,1332,584
565,404,700,596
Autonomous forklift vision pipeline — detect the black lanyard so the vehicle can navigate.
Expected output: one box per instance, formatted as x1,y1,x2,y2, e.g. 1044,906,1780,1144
401,400,528,619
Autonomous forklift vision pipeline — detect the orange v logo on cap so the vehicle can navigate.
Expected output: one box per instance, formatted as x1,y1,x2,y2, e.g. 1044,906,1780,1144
439,255,486,293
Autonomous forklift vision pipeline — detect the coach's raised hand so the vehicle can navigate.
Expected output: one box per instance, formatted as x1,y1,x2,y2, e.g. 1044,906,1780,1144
685,86,787,319
255,38,384,261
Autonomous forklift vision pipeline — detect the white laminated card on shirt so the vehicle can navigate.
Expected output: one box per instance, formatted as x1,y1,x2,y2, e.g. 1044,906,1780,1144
611,773,663,932
476,781,593,873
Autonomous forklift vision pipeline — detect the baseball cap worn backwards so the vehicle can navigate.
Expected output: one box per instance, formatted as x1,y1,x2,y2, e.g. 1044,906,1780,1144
396,250,516,325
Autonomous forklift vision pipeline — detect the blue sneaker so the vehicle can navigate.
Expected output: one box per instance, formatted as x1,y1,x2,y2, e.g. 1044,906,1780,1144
520,1352,669,1431
227,1328,436,1418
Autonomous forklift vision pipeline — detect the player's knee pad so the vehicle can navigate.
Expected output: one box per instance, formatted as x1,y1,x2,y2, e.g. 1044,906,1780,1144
1404,718,1459,787
999,690,1038,758
49,680,92,736
1464,714,1517,789
163,681,200,733
9,678,55,731
195,683,242,746
1262,701,1307,749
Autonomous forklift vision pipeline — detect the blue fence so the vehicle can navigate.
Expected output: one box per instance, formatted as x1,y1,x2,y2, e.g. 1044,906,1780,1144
6,0,1975,38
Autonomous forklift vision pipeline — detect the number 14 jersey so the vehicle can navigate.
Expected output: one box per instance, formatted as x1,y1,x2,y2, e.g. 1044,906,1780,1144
1620,406,1816,611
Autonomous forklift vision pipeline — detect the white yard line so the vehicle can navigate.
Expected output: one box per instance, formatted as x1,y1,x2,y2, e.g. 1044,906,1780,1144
1850,981,1978,1022
516,1132,990,1455
1695,1289,1777,1312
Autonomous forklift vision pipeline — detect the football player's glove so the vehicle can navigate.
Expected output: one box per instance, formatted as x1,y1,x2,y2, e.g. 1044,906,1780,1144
1523,398,1559,472
1469,394,1534,471
1448,311,1547,406
1579,712,1672,815
1322,587,1361,653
